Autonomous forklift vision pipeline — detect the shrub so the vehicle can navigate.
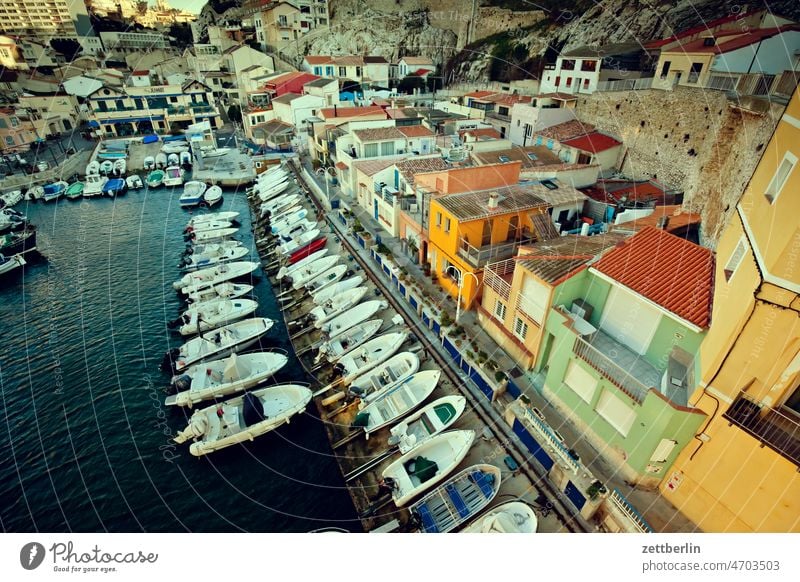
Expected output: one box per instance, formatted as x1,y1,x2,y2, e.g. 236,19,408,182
494,370,505,382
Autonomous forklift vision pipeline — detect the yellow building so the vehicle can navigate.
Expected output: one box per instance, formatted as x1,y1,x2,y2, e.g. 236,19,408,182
427,184,554,310
660,85,800,531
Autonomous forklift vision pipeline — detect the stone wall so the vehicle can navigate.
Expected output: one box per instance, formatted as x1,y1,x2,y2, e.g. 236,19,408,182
575,87,784,247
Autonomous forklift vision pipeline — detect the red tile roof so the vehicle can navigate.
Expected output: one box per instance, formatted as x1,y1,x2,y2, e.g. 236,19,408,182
304,55,333,65
537,92,579,101
397,125,434,137
643,10,762,48
562,132,621,153
667,25,800,55
610,205,701,235
411,68,432,76
592,226,714,328
464,90,496,99
319,105,387,119
537,120,596,141
460,127,501,139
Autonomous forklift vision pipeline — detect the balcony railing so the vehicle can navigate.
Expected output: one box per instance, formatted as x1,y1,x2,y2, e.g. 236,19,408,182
485,110,510,122
573,336,649,404
723,391,800,467
457,231,534,268
483,258,515,301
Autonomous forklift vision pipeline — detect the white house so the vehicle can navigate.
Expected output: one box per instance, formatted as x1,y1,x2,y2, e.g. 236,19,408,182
540,43,647,95
303,77,339,106
397,56,434,78
509,103,577,147
271,92,325,128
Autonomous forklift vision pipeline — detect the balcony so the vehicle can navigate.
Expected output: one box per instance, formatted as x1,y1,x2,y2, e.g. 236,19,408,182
486,110,510,122
723,391,800,467
457,231,534,268
483,258,514,301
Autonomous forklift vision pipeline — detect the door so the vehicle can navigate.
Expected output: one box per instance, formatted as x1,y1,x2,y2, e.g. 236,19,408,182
599,286,661,355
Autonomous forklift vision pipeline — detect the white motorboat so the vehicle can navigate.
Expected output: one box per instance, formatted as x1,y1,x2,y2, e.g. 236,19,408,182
260,193,301,217
203,185,223,207
462,501,538,533
99,160,113,175
173,384,312,456
125,175,143,189
276,248,329,280
85,161,100,175
174,260,259,293
143,156,155,170
315,319,383,364
268,204,304,225
168,153,180,166
270,219,316,241
381,430,476,507
312,276,365,305
351,352,422,404
409,464,502,534
180,181,207,207
269,209,308,234
388,395,468,454
305,265,348,295
164,165,184,187
0,190,23,207
181,245,249,271
186,211,240,227
162,142,189,154
333,332,407,384
322,299,388,338
199,147,232,159
180,151,192,166
185,282,253,305
285,255,339,289
175,298,259,336
256,180,290,202
25,186,44,201
0,253,25,276
186,220,233,234
310,286,368,327
253,169,288,189
167,317,273,373
274,229,321,256
186,239,243,256
113,159,126,175
166,351,288,408
188,227,239,244
82,174,108,197
155,152,168,168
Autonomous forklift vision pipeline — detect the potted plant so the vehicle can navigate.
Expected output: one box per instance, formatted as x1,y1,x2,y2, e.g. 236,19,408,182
586,480,607,500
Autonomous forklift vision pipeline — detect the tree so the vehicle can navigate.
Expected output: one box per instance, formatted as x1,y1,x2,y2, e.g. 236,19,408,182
50,38,82,62
397,75,425,94
227,105,242,124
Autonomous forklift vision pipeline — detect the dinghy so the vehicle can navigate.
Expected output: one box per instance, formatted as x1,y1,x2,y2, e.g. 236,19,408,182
83,174,108,197
176,298,259,336
312,276,364,305
167,317,274,373
288,237,327,265
180,181,207,208
166,351,288,408
203,185,223,207
42,181,68,202
174,261,259,293
164,165,184,187
126,175,143,189
99,160,113,175
0,253,25,276
310,286,368,327
254,168,287,186
85,160,100,175
0,226,36,256
462,501,538,533
350,350,422,400
143,156,155,170
188,227,239,244
65,182,84,199
97,151,126,160
315,319,383,364
155,152,168,168
269,209,308,234
181,245,249,271
409,464,502,533
380,430,476,507
180,151,192,166
322,299,388,338
102,178,125,197
388,395,467,454
256,180,290,202
146,169,165,187
275,229,321,256
186,211,240,227
185,282,253,305
276,248,329,279
113,159,126,175
285,255,339,289
174,383,312,456
333,332,407,384
305,265,348,295
25,186,44,201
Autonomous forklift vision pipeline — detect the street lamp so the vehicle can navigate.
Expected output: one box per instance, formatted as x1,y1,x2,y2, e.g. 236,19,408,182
445,264,480,323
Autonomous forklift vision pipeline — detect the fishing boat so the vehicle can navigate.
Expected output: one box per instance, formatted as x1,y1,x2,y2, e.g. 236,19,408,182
181,245,249,272
99,160,114,175
113,159,126,175
166,351,288,408
388,395,467,454
97,151,126,160
180,151,192,166
274,229,321,257
310,286,368,327
186,211,240,227
42,181,68,202
174,261,259,294
126,175,143,189
173,383,312,456
102,178,126,197
321,299,387,338
276,248,329,279
351,353,424,408
253,169,288,188
203,185,223,207
315,319,383,364
164,165,185,187
165,317,274,373
333,332,407,384
174,298,259,336
287,237,327,265
185,282,253,305
409,464,502,533
305,265,348,295
380,430,476,507
461,501,538,533
146,169,165,188
285,255,339,289
0,190,23,207
143,156,155,170
179,181,207,208
85,161,100,175
312,276,365,305
0,226,37,256
155,152,168,168
187,227,239,244
83,174,108,197
269,209,308,234
199,147,232,158
0,253,25,276
167,153,180,166
65,182,84,199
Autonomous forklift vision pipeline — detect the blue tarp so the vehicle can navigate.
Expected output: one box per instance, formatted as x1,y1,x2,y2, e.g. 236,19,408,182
87,120,100,128
142,134,159,144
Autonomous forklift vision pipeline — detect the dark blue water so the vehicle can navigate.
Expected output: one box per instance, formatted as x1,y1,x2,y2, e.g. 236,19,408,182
0,188,358,532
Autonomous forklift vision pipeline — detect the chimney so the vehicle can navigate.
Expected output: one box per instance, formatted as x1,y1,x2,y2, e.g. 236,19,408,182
488,191,499,210
656,215,670,230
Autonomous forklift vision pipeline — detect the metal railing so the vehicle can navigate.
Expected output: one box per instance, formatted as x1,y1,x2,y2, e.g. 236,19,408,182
572,336,649,404
723,391,800,467
458,232,534,268
609,488,653,533
483,258,515,301
595,77,654,92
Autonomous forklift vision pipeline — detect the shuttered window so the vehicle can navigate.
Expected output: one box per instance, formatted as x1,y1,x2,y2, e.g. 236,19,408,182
564,360,597,404
595,389,637,436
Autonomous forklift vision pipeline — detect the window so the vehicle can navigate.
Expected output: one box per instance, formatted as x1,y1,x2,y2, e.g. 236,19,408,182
481,220,491,246
338,66,346,77
703,37,716,46
513,317,528,341
313,66,322,75
325,66,334,76
583,78,590,90
595,390,636,436
724,237,747,282
4,135,14,146
516,120,520,127
380,141,394,156
0,118,6,129
435,212,442,228
9,116,19,127
278,15,288,26
444,217,451,233
564,360,597,404
660,60,671,80
784,382,800,416
363,143,378,157
498,155,510,163
765,154,795,203
688,62,703,84
554,76,560,87
493,299,507,321
565,77,572,88
526,152,537,161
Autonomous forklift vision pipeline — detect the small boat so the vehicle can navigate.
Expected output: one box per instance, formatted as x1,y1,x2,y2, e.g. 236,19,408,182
168,153,180,166
461,501,538,533
185,282,253,305
163,165,184,187
268,204,304,225
199,147,232,158
0,253,25,276
351,352,422,405
260,194,301,218
305,265,348,295
256,180,290,203
0,190,23,207
175,298,259,336
287,236,327,265
162,142,188,154
180,181,208,208
186,211,240,228
126,175,143,189
203,185,223,207
276,249,329,280
269,209,308,234
143,156,155,170
253,170,289,189
174,261,259,294
165,317,274,373
315,319,383,364
142,134,159,144
0,210,25,233
286,255,340,289
180,151,192,166
65,182,83,199
173,384,312,456
380,430,476,507
409,464,502,533
43,181,68,202
269,219,317,242
166,351,288,408
0,226,36,256
186,240,243,256
113,159,126,175
333,331,407,384
100,160,114,175
181,245,249,271
188,227,239,244
102,178,126,197
25,186,44,201
85,161,100,175
275,229,321,256
312,276,365,305
254,168,287,185
155,152,168,168
310,286,368,327
321,299,387,338
388,395,468,454
186,220,233,234
97,151,126,160
83,174,108,197
146,169,165,188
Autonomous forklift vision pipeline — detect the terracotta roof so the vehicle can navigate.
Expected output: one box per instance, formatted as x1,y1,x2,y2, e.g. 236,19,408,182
304,55,333,65
353,127,405,141
464,90,496,99
592,226,714,328
411,68,432,76
666,25,800,55
396,157,449,185
319,105,386,119
353,158,401,177
537,120,596,141
561,43,643,58
386,108,420,119
644,9,763,48
334,55,364,66
399,56,433,65
131,70,149,76
610,205,701,235
562,132,621,154
436,184,550,222
485,93,533,106
460,127,502,140
254,119,294,136
397,125,434,137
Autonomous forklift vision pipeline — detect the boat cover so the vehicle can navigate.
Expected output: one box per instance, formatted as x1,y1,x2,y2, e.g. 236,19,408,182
143,135,159,144
242,392,265,427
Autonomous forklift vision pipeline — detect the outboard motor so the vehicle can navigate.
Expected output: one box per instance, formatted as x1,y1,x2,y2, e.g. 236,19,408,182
171,374,192,393
167,315,185,329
